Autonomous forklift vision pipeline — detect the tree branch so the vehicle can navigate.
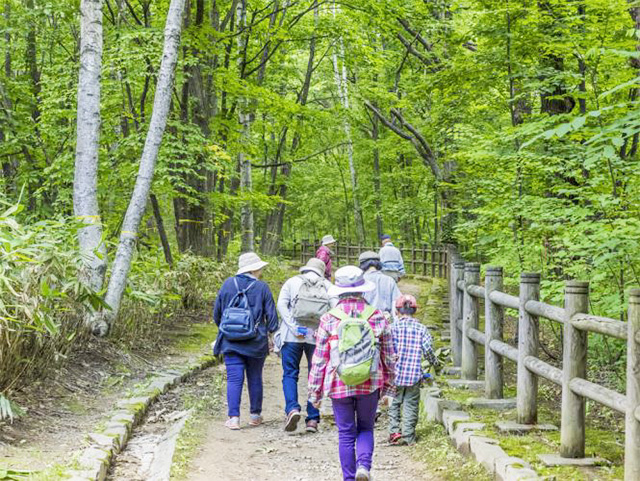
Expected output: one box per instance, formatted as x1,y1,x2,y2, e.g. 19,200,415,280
252,142,350,168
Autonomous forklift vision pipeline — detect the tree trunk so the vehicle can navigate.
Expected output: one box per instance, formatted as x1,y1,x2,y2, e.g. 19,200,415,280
237,0,254,252
74,0,108,299
151,193,174,268
371,105,383,241
102,0,186,328
331,2,364,243
173,0,215,256
260,1,318,255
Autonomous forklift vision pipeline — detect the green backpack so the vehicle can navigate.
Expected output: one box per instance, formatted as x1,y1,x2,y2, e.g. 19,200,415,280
330,306,379,386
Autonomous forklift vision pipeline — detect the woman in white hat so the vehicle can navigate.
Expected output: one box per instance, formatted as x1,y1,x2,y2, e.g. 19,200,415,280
276,258,337,433
213,252,279,430
308,266,396,481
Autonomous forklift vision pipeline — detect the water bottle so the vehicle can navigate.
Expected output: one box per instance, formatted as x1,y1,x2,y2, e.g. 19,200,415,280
296,326,309,337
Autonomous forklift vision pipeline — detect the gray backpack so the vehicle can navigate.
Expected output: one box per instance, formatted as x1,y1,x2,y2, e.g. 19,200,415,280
292,275,330,327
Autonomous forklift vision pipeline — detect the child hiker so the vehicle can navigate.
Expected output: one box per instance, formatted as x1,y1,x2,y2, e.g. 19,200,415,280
308,266,396,481
389,294,439,446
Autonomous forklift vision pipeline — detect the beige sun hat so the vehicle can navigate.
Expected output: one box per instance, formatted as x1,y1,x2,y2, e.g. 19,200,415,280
358,251,380,263
328,266,375,297
300,258,326,277
237,252,269,275
322,234,337,246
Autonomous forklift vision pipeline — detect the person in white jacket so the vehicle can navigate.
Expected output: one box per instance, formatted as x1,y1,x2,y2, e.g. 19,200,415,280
276,258,336,433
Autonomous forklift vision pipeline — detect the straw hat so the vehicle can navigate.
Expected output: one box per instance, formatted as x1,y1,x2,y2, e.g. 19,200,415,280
322,234,337,246
237,252,269,275
328,266,375,297
300,258,325,277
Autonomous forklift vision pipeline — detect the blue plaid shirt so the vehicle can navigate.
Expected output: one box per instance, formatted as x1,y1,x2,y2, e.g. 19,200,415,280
391,316,438,386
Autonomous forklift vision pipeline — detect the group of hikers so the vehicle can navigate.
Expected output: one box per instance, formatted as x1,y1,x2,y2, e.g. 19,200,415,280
212,235,439,481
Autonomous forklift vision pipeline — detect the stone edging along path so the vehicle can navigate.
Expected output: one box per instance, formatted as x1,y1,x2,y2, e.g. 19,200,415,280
66,355,220,481
419,386,542,481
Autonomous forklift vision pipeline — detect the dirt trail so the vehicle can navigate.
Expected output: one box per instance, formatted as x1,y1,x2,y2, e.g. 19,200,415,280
186,279,440,481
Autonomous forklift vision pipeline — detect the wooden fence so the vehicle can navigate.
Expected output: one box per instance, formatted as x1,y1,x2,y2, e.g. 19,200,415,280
449,261,640,480
281,240,450,278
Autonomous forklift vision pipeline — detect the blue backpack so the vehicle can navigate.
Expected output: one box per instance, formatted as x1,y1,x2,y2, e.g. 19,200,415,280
219,278,258,341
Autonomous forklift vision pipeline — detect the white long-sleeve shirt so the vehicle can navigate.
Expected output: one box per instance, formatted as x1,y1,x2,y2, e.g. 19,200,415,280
276,272,337,344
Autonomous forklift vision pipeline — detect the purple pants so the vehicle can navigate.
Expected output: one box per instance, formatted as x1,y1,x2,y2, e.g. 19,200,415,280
332,390,379,481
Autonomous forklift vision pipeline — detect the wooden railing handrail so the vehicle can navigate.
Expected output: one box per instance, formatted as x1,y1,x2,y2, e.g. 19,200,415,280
448,260,640,480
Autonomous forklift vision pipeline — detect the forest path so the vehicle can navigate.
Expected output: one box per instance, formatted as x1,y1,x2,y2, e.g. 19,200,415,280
185,278,442,481
185,358,439,481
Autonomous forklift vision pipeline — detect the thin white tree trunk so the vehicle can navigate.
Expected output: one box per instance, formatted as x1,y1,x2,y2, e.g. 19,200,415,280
331,2,364,243
237,0,254,252
102,0,186,328
74,0,107,296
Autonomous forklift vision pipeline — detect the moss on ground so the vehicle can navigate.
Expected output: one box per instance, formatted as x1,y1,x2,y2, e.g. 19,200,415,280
413,421,492,481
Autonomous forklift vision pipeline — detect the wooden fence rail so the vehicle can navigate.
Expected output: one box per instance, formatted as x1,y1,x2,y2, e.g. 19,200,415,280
449,261,640,480
281,240,450,278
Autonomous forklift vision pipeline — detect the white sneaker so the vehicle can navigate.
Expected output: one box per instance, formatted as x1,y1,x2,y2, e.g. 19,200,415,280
225,416,240,430
355,466,370,481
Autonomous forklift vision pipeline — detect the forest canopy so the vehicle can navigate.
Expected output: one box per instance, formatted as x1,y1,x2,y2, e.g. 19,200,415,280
0,0,639,332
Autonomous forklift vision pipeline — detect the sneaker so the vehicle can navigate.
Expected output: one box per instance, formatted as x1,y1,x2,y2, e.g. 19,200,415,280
225,416,240,430
248,414,263,427
355,466,370,481
305,419,319,433
284,410,301,432
389,433,402,445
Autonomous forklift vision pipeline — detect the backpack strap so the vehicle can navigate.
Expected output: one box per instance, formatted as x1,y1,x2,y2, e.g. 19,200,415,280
234,277,256,295
329,305,377,322
329,307,350,321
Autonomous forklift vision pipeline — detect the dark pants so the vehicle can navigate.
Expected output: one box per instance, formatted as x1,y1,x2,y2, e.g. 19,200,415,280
224,353,266,417
332,390,379,481
389,383,421,444
281,342,320,422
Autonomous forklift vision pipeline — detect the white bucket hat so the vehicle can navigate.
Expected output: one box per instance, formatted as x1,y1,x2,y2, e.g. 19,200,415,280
322,234,337,246
300,258,326,277
328,266,375,297
237,252,269,275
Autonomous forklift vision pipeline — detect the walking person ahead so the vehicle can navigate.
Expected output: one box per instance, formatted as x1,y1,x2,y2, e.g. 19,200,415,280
359,251,401,319
389,294,439,446
277,258,336,433
379,235,405,282
315,234,337,280
309,266,395,481
213,252,279,430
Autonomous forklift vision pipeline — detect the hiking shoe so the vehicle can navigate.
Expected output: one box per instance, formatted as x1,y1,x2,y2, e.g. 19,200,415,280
389,432,402,445
284,410,301,432
225,416,240,430
248,414,263,427
305,419,319,433
355,466,371,481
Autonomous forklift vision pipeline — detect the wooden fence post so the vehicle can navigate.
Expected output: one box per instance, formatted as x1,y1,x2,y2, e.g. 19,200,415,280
625,289,640,480
411,245,416,274
430,246,436,277
560,280,589,457
422,244,427,276
462,263,481,380
485,266,504,399
451,261,465,367
517,273,540,425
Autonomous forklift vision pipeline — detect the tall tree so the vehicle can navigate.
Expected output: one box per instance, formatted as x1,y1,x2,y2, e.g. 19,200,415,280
73,0,107,294
101,0,187,330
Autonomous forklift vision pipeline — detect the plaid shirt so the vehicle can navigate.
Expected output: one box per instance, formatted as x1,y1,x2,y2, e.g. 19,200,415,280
391,316,438,387
308,297,396,403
